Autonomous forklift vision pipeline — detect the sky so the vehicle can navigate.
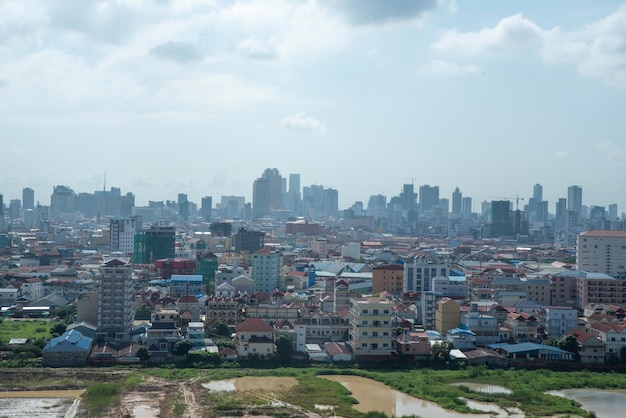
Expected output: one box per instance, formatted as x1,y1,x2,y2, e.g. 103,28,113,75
1,0,626,213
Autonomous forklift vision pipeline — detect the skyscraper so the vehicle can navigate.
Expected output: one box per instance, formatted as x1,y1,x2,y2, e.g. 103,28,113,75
252,168,283,219
110,217,142,254
555,198,567,229
461,197,472,218
452,187,462,216
288,173,301,213
22,187,34,210
178,193,189,222
567,185,583,214
419,184,439,213
533,184,543,202
491,200,511,237
201,196,213,221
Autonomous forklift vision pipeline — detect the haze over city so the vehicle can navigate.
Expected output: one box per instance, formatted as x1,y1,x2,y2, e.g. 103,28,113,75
1,1,626,210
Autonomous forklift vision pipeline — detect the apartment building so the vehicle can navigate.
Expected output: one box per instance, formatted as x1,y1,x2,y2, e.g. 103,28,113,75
577,230,626,277
372,264,404,296
97,257,134,341
347,296,396,360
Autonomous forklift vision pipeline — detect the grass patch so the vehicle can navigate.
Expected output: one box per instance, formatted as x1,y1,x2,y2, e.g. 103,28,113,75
0,320,62,343
81,375,139,416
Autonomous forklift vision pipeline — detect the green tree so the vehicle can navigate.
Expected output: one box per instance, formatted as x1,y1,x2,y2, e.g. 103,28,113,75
50,323,67,337
275,333,293,363
136,346,151,363
134,304,153,321
620,346,626,365
172,340,194,356
431,341,453,363
51,305,77,323
557,335,579,357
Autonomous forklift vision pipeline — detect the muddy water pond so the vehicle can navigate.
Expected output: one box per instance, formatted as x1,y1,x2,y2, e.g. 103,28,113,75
0,390,84,418
322,375,523,418
548,389,626,418
203,376,298,393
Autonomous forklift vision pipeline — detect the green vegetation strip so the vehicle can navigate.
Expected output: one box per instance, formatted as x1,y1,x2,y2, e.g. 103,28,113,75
81,375,142,416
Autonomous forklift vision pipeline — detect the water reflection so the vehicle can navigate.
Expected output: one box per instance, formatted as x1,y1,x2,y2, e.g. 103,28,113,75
450,382,512,394
548,389,626,418
322,375,522,418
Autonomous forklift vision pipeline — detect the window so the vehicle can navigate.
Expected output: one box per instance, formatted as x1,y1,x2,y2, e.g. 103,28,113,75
373,309,379,315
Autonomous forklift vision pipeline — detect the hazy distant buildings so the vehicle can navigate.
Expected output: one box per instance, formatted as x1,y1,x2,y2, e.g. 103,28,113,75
452,187,462,216
367,194,387,219
419,184,439,213
253,168,283,219
491,200,511,237
232,228,265,253
568,185,583,225
201,196,212,221
51,185,76,217
288,173,301,214
220,196,246,219
303,184,339,219
22,187,34,210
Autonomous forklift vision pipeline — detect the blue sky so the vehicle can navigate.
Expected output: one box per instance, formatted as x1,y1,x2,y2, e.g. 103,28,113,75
1,0,625,213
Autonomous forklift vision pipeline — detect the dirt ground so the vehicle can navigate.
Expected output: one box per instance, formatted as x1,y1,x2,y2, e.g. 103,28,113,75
0,368,326,418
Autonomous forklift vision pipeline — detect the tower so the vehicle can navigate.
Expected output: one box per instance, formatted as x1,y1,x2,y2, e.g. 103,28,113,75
533,184,543,202
252,168,283,219
288,173,301,214
452,187,462,216
97,257,134,341
201,196,213,221
22,187,34,210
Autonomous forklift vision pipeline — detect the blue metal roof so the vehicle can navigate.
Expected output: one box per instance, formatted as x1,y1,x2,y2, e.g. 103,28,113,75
169,275,203,283
46,330,93,351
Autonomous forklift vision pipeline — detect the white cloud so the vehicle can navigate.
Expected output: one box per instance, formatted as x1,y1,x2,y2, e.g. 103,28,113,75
432,5,626,89
281,112,325,133
237,37,277,60
433,13,547,56
551,151,568,159
150,41,202,63
418,59,481,76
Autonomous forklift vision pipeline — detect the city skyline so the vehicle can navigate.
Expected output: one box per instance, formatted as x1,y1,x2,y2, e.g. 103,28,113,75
2,1,626,209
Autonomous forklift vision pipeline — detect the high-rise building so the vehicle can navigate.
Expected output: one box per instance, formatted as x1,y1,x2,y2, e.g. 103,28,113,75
555,198,567,229
461,197,472,218
22,187,34,210
97,257,134,341
9,199,20,219
110,217,142,254
533,184,543,202
288,173,301,214
50,185,76,216
537,201,549,225
367,194,387,219
419,185,439,213
577,230,626,277
491,200,511,237
451,187,462,215
201,196,212,221
403,254,450,293
252,247,283,293
609,204,618,221
568,185,583,219
252,168,283,219
178,193,189,222
232,228,265,253
399,184,417,212
0,194,4,232
133,226,175,264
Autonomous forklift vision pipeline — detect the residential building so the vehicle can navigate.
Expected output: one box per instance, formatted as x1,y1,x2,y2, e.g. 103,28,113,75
460,302,499,346
396,329,431,358
347,296,396,360
431,276,468,299
42,330,94,367
252,247,283,293
253,168,283,219
577,230,626,277
435,298,460,335
543,306,577,338
568,329,605,364
588,322,626,361
404,254,450,293
167,275,203,298
504,312,538,343
372,264,404,295
97,257,134,341
110,217,142,255
232,228,265,253
235,317,275,359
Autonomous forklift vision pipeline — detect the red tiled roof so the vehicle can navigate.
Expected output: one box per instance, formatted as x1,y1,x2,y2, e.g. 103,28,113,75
580,230,626,237
235,318,274,333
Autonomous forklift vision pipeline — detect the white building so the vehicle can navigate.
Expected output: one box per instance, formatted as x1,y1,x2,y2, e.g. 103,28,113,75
543,306,578,338
252,247,283,293
404,254,450,293
110,217,142,255
577,230,626,277
347,296,396,360
341,243,361,260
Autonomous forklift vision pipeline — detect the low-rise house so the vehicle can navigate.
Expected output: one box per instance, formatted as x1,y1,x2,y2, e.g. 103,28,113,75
588,322,626,361
447,328,476,350
235,317,275,359
324,342,352,362
568,329,605,365
489,342,574,363
543,306,578,338
396,329,431,358
505,312,539,343
43,330,93,367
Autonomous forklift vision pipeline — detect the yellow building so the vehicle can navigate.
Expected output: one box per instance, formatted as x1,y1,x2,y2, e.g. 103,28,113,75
435,298,460,335
372,264,404,295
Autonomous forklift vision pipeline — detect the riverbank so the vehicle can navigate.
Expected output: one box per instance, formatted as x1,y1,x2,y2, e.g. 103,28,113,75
2,366,626,417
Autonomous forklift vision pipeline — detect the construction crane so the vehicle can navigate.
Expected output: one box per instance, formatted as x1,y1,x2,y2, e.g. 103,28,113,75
488,195,525,210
